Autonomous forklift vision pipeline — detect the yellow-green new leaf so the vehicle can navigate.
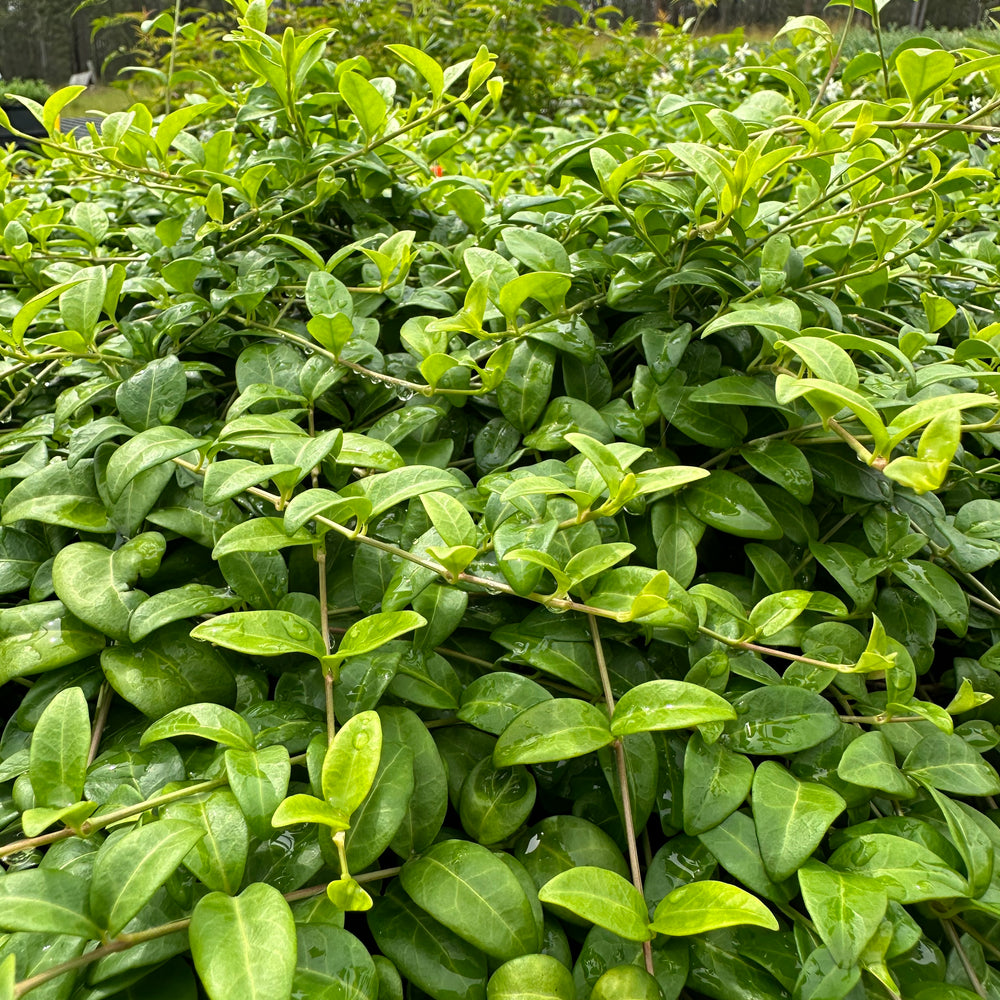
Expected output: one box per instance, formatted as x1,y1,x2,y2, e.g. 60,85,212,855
649,881,777,936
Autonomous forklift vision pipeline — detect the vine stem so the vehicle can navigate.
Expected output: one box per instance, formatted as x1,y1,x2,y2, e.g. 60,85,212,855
86,682,113,767
1,753,307,860
942,918,988,999
587,614,653,976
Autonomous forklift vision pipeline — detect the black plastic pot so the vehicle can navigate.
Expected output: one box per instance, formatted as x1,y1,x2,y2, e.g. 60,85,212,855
0,103,47,147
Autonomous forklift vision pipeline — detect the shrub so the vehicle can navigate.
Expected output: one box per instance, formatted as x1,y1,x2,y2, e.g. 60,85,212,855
1,4,1000,1000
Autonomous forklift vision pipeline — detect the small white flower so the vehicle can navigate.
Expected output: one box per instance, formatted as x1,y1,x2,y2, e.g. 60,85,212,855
969,95,983,113
731,72,746,86
733,43,754,64
824,79,844,103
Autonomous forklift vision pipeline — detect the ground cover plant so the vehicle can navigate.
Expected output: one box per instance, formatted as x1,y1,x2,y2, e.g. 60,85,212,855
1,1,1000,998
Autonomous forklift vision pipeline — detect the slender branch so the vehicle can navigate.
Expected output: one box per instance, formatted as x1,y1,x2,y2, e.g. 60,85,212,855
588,614,653,976
942,918,988,999
87,683,113,767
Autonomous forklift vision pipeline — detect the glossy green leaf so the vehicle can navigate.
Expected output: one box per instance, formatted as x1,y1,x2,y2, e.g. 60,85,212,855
105,426,208,502
28,686,90,809
487,954,575,1000
224,745,291,839
212,517,316,559
458,673,553,736
837,730,914,797
127,585,237,643
191,610,326,660
751,761,846,882
460,757,537,845
649,880,777,935
903,731,1000,795
162,789,249,893
368,881,487,1000
140,703,255,751
293,925,378,1000
400,839,539,960
683,471,782,539
683,732,753,836
494,699,614,766
0,868,101,938
190,883,296,1000
91,819,206,935
722,685,841,755
797,861,888,967
329,610,427,665
826,833,968,903
537,866,651,941
52,533,165,642
322,709,382,820
271,793,351,832
103,622,236,716
611,679,736,735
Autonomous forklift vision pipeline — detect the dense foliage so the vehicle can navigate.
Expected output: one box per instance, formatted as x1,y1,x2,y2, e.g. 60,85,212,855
2,2,1000,999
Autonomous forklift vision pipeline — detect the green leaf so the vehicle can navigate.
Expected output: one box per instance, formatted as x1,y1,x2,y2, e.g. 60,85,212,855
649,881,777,936
723,685,841,755
293,925,378,1000
611,679,736,736
329,610,427,665
340,70,388,136
212,517,316,559
494,699,614,766
105,426,208,502
128,585,237,643
537,866,651,941
52,533,165,642
0,869,101,938
322,710,382,820
420,491,477,547
271,793,351,832
741,440,813,503
683,732,754,836
400,839,539,960
387,44,445,102
283,488,372,534
203,460,301,505
103,622,236,716
162,789,249,893
891,560,968,637
827,834,969,903
751,761,846,882
903,731,1000,795
91,819,206,935
190,883,296,1000
837,730,915,797
116,355,187,430
341,467,459,519
28,686,90,809
896,47,956,104
683,471,782,540
140,703,255,751
460,758,537,846
191,610,326,660
0,602,105,684
487,954,575,1000
368,881,487,1000
224,746,291,840
458,672,553,736
797,861,888,966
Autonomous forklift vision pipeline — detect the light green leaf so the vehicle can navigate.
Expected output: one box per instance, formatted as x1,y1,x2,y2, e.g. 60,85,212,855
611,680,736,736
190,883,296,1000
751,761,846,882
91,819,206,935
140,703,255,751
649,881,777,936
191,610,326,660
0,869,101,938
495,699,614,766
537,866,651,941
28,686,90,809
